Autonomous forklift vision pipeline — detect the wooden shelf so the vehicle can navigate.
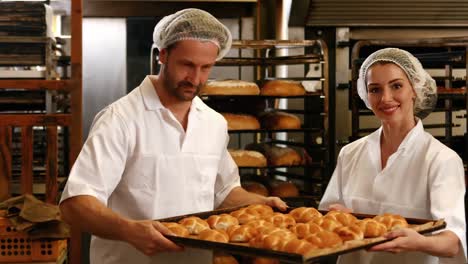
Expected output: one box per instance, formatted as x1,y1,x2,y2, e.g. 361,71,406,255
0,80,73,91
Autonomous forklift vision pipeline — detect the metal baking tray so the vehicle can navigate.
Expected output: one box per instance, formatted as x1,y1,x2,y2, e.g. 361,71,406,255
156,207,446,264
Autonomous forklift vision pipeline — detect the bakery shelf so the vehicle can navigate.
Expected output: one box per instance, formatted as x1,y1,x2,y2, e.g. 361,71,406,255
228,128,323,133
200,93,324,100
237,163,323,170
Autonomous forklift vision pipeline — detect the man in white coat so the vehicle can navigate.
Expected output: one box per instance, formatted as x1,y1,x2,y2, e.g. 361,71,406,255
59,8,286,264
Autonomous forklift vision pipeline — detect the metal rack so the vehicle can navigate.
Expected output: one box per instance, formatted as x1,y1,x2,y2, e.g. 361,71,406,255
202,39,331,203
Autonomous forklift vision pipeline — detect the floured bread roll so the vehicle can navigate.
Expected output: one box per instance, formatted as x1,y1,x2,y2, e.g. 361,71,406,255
206,213,239,231
226,224,258,242
222,113,260,130
289,207,323,223
178,216,210,235
373,213,409,231
260,80,306,96
161,222,190,237
357,218,387,238
245,143,302,166
198,229,229,243
334,224,364,241
201,80,260,95
242,181,269,197
304,230,343,248
260,111,301,130
229,149,267,167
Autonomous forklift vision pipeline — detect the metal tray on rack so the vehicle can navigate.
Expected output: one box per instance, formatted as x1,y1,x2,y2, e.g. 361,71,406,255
157,206,446,264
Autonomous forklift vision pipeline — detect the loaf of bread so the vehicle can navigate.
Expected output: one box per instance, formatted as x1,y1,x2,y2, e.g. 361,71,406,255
357,218,387,238
178,216,210,235
270,181,300,197
161,222,190,237
373,213,409,231
260,111,301,130
289,207,323,223
242,181,269,197
207,213,239,231
260,80,306,96
198,229,229,243
201,80,260,95
229,149,267,167
304,230,343,248
222,113,260,130
245,143,302,166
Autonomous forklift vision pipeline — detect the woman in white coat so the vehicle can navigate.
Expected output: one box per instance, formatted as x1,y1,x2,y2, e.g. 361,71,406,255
319,48,466,264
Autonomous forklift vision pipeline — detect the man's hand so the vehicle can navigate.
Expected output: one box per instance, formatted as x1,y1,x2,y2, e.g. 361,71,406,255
264,196,288,211
369,228,425,253
124,220,184,256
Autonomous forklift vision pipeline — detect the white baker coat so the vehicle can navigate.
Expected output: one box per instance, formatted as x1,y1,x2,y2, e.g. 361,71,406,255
60,76,241,264
320,120,467,264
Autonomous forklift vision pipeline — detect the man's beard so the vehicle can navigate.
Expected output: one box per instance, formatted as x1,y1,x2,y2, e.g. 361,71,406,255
163,65,203,101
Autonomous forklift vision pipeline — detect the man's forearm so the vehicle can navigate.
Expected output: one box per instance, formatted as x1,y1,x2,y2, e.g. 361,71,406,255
423,231,461,257
218,186,267,209
60,195,132,241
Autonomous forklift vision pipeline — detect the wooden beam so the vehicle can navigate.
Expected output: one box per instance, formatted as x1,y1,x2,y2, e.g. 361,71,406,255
0,80,73,91
0,114,72,127
20,126,33,195
0,127,11,201
45,126,58,204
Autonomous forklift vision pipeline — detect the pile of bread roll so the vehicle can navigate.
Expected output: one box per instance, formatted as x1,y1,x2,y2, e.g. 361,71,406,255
161,204,410,259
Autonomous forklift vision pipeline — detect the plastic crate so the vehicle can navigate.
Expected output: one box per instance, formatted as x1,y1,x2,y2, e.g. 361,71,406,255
0,217,67,263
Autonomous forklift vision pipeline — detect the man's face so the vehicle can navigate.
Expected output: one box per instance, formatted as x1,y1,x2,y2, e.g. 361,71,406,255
160,40,218,101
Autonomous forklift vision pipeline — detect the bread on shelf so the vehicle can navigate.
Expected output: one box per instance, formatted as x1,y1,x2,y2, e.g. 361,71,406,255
242,181,269,197
260,80,306,96
260,111,301,130
245,143,303,166
269,181,300,197
222,113,260,130
201,80,260,95
229,149,267,167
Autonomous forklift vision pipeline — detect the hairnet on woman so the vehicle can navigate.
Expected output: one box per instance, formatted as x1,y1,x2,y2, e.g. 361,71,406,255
319,47,466,264
357,48,437,119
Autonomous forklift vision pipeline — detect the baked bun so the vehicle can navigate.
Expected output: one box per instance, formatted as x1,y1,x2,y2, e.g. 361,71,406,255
334,224,364,241
222,113,260,130
260,111,301,130
357,218,387,238
245,204,274,216
304,230,343,248
252,258,280,264
178,216,210,235
201,80,260,95
281,238,318,255
261,212,296,228
245,143,302,166
213,253,239,264
270,181,300,197
242,181,269,197
373,213,409,231
249,233,289,250
206,213,239,231
244,219,275,230
229,150,267,167
226,225,258,242
289,222,323,239
198,229,229,243
260,80,306,96
323,211,358,226
161,222,190,237
255,227,296,238
312,217,343,232
230,209,259,224
288,207,323,223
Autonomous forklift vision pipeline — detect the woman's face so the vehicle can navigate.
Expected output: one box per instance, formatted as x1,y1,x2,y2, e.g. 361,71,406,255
366,63,416,125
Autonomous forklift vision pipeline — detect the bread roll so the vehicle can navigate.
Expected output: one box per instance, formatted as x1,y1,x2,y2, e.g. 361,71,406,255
222,113,260,130
161,222,190,237
312,217,343,232
270,181,300,197
229,150,267,167
201,80,260,95
334,224,364,241
260,80,306,96
206,213,239,231
242,181,269,197
198,229,229,243
245,204,274,216
357,218,387,238
323,211,358,226
226,224,258,242
261,212,296,228
249,233,289,251
255,226,296,238
245,143,302,166
178,216,210,235
244,219,275,230
289,222,323,239
373,213,409,231
304,230,343,248
260,111,301,130
281,238,318,255
252,258,280,264
289,207,323,223
230,209,259,224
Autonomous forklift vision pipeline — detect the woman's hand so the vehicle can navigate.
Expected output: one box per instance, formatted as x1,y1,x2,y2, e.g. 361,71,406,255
264,196,288,211
328,203,353,213
369,228,425,253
